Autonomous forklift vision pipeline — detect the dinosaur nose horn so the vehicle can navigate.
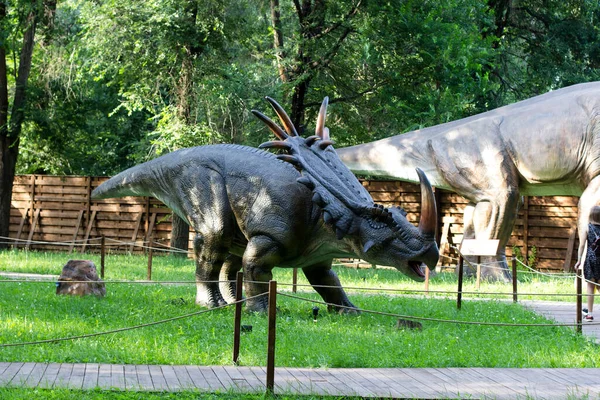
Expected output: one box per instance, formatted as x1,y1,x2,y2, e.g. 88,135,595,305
416,168,437,238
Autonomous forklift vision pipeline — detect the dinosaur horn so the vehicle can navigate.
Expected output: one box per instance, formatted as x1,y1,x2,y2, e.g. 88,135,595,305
416,168,437,238
251,110,288,141
315,97,329,139
265,96,299,137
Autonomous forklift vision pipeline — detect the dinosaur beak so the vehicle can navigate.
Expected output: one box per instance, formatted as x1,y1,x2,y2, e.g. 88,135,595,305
416,168,437,239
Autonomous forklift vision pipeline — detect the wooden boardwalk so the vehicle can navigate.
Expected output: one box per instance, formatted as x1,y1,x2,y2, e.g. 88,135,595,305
1,362,600,399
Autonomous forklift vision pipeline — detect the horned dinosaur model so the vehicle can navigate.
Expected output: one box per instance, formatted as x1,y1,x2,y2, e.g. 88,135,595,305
337,81,600,279
92,97,439,312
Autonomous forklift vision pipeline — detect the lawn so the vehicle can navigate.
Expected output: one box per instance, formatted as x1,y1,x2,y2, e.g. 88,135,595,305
0,249,596,370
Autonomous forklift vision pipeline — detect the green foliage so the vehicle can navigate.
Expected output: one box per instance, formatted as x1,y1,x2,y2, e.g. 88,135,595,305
11,0,600,175
512,245,539,270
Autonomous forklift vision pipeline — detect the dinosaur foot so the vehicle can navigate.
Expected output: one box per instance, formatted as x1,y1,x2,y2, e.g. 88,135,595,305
328,302,360,315
245,294,269,313
195,289,227,309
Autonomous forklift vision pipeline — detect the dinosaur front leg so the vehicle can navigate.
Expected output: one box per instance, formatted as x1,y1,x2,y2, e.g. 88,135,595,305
302,262,358,313
242,235,281,312
193,234,228,308
219,254,243,304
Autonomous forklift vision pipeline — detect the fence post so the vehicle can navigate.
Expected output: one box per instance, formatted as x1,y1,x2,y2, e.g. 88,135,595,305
292,268,297,293
424,267,429,294
576,270,582,334
100,235,105,279
147,239,153,281
266,280,277,393
233,271,243,364
512,257,517,303
457,254,464,310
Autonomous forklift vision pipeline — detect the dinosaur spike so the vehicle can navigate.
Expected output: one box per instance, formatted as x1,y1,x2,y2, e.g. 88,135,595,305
304,135,320,147
296,176,315,189
265,96,299,137
323,210,333,224
252,110,289,141
258,141,292,151
416,168,437,238
318,140,335,150
315,97,329,138
277,154,301,167
363,240,376,254
312,192,325,206
322,127,330,141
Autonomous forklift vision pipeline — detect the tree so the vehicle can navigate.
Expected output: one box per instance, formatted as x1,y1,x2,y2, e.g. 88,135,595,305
269,0,363,129
0,0,54,248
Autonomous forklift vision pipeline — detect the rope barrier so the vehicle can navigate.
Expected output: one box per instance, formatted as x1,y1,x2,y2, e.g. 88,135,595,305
0,294,263,348
0,278,234,285
277,292,600,327
0,235,192,255
270,281,586,298
514,258,575,278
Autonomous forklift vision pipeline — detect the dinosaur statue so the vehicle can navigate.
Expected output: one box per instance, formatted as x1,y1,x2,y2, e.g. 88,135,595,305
91,97,439,312
337,81,600,280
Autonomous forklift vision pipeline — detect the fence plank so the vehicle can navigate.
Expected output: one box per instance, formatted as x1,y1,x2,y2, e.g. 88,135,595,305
6,175,582,269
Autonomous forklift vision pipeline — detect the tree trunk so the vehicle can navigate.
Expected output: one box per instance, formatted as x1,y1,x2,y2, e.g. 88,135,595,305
169,213,190,258
270,0,287,83
0,6,38,248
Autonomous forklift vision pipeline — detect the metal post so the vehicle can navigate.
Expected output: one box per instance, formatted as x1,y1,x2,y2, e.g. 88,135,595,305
512,257,518,303
457,255,464,310
147,239,153,281
266,280,277,393
292,268,297,293
233,271,243,364
476,262,481,291
577,269,582,334
100,235,105,279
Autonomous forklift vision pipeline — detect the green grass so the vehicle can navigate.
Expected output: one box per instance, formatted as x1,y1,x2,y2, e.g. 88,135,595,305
0,388,346,399
0,248,579,302
0,249,595,369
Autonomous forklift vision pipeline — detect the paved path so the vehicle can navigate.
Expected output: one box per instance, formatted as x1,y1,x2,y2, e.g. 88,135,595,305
1,362,600,399
521,299,600,343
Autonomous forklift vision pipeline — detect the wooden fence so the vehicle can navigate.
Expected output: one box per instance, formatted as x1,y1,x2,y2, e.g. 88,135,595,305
8,175,580,273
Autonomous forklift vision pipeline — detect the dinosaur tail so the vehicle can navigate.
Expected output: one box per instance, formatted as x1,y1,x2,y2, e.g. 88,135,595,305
91,162,160,200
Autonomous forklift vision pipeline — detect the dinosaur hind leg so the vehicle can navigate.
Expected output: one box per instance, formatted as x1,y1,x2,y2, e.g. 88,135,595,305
242,235,282,312
464,192,519,281
576,175,600,262
194,234,228,308
219,254,243,304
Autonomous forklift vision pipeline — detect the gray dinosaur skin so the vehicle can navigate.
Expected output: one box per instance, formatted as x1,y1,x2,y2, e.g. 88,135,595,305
337,81,600,278
91,142,439,312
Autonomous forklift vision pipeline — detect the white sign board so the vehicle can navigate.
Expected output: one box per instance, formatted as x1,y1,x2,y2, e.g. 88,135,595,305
459,239,499,256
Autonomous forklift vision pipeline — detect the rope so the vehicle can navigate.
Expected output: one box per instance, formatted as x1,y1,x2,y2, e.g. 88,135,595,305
0,278,234,285
514,258,575,278
271,281,584,298
0,294,262,348
277,292,600,327
105,238,191,254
